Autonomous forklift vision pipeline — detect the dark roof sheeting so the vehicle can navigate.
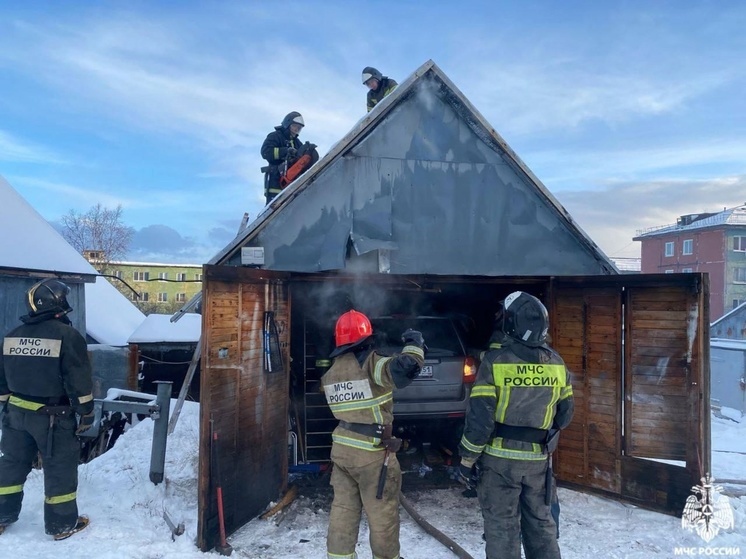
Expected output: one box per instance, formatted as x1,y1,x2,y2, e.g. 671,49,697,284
211,60,617,276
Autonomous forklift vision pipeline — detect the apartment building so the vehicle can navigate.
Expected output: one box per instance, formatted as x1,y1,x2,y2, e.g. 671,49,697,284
633,204,746,320
84,255,203,314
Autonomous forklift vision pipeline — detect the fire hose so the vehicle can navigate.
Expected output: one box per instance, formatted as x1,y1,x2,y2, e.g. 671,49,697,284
399,491,475,559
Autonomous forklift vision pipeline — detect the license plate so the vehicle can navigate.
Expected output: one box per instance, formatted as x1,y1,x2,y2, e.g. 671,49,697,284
418,365,433,378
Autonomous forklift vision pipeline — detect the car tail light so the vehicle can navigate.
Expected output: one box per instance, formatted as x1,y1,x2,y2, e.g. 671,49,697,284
463,356,477,384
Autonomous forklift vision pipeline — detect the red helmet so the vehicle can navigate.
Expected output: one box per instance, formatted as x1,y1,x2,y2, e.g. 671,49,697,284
335,310,373,347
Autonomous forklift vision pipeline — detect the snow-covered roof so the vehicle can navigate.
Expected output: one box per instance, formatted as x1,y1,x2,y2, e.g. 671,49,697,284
710,338,746,351
711,300,746,327
85,277,147,345
127,313,201,344
1,175,145,345
0,176,96,276
635,204,746,239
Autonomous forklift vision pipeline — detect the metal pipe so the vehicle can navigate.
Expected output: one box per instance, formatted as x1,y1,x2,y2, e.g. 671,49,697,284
149,381,172,484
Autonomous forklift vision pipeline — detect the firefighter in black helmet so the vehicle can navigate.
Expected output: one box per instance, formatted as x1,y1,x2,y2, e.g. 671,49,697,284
260,111,306,204
362,66,398,112
459,292,574,559
0,279,94,540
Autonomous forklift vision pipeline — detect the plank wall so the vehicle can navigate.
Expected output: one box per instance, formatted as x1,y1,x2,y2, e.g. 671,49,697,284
198,266,290,551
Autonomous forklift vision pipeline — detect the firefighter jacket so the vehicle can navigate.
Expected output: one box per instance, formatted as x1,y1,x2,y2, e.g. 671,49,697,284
366,77,398,112
460,339,573,463
322,344,424,454
260,126,303,167
0,315,94,415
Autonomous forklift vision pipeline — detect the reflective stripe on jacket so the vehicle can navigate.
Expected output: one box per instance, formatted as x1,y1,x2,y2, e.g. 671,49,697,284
460,341,573,461
322,344,423,452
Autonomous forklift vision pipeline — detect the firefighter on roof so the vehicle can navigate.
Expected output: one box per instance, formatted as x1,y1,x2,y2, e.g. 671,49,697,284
0,279,94,540
260,111,318,204
362,67,398,112
322,310,424,559
459,291,574,559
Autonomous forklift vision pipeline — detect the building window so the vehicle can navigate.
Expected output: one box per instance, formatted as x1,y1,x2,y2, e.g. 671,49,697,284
682,268,693,273
195,273,203,281
735,236,746,252
734,268,746,283
132,292,149,302
158,272,168,281
112,270,123,279
664,242,674,257
734,299,745,309
134,271,149,281
158,292,168,303
176,293,187,302
176,273,187,282
665,269,674,274
682,239,693,255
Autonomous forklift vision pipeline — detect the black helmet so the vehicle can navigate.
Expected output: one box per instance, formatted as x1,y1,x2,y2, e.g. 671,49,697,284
502,291,548,347
281,111,305,129
361,66,383,85
26,278,72,317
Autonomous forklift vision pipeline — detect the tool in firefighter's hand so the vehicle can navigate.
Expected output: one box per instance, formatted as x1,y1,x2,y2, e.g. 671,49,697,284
286,146,298,159
279,142,320,188
545,455,555,506
376,448,391,500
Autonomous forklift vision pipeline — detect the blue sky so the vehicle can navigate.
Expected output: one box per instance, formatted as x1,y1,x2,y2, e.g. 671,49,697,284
1,1,745,262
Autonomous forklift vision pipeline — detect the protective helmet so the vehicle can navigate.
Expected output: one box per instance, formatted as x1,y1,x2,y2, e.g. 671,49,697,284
502,291,548,347
281,111,305,129
361,66,383,85
335,309,373,347
26,278,72,317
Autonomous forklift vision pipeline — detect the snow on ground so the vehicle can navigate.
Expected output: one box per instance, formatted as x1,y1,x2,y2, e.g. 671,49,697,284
2,402,745,558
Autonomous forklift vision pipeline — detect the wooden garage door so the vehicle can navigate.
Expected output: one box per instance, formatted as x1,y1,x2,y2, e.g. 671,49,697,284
198,266,291,551
550,274,710,514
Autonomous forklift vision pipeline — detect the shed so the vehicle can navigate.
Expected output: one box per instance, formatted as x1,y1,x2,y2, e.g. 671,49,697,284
0,176,145,344
710,338,746,414
710,301,746,340
128,313,202,399
194,61,710,550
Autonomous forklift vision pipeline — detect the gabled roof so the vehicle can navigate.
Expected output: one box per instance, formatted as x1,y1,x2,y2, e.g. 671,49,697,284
1,176,145,345
211,59,617,276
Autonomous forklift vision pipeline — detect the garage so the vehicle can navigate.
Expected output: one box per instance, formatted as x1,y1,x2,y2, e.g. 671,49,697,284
193,61,710,550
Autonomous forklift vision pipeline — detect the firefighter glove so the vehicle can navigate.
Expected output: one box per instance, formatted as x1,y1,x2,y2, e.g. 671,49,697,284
286,147,298,159
458,458,476,490
76,413,95,436
401,329,425,348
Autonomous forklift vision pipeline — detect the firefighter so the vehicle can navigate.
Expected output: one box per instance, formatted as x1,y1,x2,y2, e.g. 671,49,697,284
362,67,398,112
322,310,424,559
458,292,574,559
0,279,94,540
260,111,305,204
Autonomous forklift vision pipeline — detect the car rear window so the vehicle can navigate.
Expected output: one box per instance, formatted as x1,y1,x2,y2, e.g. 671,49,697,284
371,318,464,356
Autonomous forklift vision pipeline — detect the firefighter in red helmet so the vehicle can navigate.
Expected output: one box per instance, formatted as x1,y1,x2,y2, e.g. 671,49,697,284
322,310,424,559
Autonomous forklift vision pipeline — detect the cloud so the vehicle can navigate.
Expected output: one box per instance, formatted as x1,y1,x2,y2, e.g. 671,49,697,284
0,130,66,164
555,175,746,257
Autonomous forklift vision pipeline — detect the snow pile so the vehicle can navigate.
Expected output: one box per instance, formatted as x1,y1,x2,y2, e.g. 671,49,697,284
2,402,745,557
